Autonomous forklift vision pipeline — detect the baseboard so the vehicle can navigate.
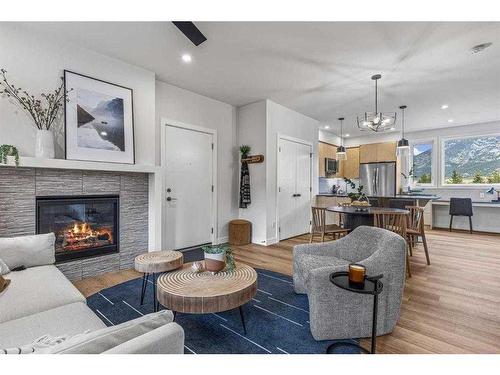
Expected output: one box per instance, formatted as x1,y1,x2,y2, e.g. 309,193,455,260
217,236,228,244
265,237,279,246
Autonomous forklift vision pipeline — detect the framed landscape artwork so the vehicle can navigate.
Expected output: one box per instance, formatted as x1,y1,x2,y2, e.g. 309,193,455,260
64,70,135,164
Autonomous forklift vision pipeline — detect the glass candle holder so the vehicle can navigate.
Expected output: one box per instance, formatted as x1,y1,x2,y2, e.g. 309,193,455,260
348,263,366,286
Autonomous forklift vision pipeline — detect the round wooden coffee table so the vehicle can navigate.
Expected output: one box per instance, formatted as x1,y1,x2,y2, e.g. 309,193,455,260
134,250,183,311
157,262,257,334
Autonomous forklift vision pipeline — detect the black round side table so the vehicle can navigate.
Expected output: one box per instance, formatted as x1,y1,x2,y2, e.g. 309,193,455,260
326,271,383,354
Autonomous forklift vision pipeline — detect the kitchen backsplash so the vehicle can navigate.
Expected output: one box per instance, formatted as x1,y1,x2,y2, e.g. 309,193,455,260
319,177,360,194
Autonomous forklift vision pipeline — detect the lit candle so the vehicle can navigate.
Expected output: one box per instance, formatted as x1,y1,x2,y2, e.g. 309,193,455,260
349,264,366,285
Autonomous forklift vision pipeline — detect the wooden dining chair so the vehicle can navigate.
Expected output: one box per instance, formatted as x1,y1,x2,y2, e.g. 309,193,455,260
373,210,412,278
405,206,430,265
310,207,349,243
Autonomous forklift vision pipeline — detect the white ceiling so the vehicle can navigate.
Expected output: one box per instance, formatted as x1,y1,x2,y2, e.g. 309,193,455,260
17,22,500,136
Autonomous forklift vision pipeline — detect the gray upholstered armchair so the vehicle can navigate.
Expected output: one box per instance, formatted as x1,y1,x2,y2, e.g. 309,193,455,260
293,226,406,341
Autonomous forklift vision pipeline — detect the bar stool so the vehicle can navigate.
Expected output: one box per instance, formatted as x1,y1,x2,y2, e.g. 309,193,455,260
449,198,473,233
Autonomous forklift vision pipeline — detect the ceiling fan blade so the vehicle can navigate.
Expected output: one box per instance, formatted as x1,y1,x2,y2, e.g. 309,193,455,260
172,21,207,46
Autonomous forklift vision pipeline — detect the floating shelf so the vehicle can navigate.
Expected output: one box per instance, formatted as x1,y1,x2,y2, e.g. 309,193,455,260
0,156,160,174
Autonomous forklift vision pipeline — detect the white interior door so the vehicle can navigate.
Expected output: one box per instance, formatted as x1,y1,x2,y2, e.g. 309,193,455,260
164,125,214,250
294,142,312,236
278,138,312,240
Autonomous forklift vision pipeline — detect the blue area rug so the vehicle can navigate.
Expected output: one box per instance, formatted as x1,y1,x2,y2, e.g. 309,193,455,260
87,268,358,354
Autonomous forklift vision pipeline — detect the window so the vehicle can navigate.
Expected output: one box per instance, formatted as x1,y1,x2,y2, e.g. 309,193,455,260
442,135,500,185
411,141,434,185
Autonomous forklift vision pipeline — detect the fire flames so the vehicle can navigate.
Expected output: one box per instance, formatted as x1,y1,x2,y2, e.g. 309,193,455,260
62,222,113,251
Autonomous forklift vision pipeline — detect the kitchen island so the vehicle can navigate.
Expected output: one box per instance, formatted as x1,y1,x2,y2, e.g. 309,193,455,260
315,194,439,226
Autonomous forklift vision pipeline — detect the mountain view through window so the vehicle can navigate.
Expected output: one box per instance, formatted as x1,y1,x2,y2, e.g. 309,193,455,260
443,135,500,184
412,143,433,184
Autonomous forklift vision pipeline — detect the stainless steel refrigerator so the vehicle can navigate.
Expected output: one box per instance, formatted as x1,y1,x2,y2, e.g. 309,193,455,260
359,162,396,197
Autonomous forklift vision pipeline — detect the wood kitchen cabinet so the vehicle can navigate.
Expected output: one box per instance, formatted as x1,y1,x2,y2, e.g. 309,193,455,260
342,147,360,179
318,141,342,177
359,142,397,163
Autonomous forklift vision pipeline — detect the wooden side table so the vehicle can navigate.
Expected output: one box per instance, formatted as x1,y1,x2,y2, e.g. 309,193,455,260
229,219,251,245
134,250,183,312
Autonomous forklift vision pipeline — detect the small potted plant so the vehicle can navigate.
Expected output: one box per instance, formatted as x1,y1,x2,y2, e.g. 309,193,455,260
0,144,20,166
344,178,369,205
202,244,235,273
240,145,251,160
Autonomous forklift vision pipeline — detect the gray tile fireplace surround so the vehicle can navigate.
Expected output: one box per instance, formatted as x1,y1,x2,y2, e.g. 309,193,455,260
0,167,149,281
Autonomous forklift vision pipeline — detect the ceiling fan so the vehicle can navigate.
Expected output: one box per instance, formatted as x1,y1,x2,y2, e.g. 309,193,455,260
172,21,207,46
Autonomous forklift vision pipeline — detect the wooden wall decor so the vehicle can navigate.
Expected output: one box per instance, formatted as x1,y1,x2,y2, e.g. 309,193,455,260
241,154,264,164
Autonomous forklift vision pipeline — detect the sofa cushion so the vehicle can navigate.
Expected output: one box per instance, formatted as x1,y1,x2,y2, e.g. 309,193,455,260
0,302,105,349
46,310,174,354
0,265,86,324
0,233,55,269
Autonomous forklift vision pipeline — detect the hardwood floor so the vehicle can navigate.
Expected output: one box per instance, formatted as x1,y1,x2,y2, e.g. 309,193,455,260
74,229,500,354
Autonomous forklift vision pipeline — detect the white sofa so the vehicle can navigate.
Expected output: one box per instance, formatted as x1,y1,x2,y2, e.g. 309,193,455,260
0,233,184,354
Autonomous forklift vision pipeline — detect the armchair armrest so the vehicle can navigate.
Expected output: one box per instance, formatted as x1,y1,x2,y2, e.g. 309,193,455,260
102,322,184,354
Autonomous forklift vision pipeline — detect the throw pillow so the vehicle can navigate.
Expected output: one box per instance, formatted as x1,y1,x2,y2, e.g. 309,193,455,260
0,275,10,293
0,233,55,269
44,310,174,354
0,259,10,275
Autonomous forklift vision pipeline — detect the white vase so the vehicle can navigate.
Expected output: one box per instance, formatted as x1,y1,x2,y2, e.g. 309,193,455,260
6,155,17,166
35,129,55,159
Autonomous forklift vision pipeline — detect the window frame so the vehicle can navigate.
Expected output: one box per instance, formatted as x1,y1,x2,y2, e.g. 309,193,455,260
440,133,500,187
410,138,437,188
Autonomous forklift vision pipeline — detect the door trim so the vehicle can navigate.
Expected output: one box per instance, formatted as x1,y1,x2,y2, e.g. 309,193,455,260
161,118,218,248
275,133,313,242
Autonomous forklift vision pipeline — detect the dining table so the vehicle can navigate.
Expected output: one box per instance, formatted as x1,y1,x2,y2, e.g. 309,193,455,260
326,206,409,231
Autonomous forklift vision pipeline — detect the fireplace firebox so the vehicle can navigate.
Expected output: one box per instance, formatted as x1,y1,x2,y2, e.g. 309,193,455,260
36,195,119,262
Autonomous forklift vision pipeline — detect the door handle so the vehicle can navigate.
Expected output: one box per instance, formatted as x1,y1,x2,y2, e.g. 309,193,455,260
166,197,178,202
292,194,302,197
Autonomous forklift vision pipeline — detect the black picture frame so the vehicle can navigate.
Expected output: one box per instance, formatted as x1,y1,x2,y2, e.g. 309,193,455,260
63,70,135,164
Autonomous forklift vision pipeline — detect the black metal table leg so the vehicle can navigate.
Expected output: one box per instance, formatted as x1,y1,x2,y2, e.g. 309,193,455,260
371,293,378,354
140,273,149,305
239,306,247,335
152,273,157,312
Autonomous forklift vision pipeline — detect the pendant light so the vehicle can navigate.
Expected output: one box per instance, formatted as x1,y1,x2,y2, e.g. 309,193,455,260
396,105,409,157
357,74,397,132
336,117,347,161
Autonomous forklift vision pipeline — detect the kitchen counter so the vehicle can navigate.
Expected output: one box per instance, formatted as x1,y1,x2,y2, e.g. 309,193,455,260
317,193,439,200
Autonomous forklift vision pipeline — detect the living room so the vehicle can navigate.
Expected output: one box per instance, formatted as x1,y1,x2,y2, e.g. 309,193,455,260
1,1,499,372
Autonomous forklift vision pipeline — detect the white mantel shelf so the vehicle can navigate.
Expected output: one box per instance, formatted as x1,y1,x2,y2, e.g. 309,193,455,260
1,157,160,174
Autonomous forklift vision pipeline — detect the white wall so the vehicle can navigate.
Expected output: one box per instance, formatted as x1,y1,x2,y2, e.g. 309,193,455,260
237,100,320,244
319,129,341,145
156,81,239,242
237,101,268,244
0,24,156,165
265,100,319,243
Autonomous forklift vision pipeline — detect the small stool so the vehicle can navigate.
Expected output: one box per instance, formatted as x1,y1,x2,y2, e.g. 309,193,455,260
134,250,183,311
229,219,251,245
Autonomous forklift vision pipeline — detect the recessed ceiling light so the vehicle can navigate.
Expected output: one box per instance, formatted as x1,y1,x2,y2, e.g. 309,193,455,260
448,119,454,123
471,42,492,54
181,54,192,63
344,134,350,137
324,126,330,129
441,104,449,109
100,131,107,136
390,127,395,131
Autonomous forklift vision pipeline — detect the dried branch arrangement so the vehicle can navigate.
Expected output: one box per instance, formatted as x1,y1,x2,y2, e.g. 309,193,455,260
0,68,72,130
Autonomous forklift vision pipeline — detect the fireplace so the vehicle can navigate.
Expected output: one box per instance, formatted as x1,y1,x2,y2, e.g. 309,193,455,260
36,195,119,262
